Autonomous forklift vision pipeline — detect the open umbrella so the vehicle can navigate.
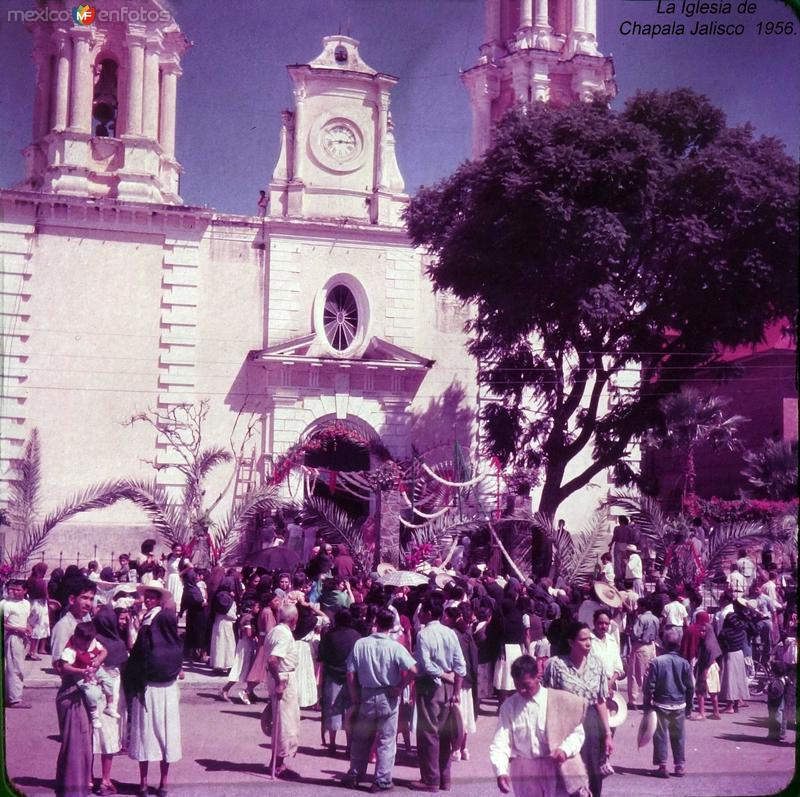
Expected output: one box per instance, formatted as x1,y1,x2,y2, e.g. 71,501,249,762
381,570,429,588
246,546,300,572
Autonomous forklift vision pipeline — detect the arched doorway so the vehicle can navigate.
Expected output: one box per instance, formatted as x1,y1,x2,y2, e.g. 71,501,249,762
301,419,376,520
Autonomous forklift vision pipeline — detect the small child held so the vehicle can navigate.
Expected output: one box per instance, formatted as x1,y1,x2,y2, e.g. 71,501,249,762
58,621,118,728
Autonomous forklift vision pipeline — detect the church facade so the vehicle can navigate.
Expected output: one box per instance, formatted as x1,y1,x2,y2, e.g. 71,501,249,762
0,0,615,567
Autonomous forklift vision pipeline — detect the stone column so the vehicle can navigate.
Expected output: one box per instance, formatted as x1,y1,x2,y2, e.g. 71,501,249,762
32,49,53,140
68,28,93,132
125,32,145,135
376,91,390,190
159,62,180,158
142,43,161,139
52,33,71,131
520,0,534,29
535,0,549,27
292,82,306,182
585,0,597,39
572,0,586,33
485,0,501,44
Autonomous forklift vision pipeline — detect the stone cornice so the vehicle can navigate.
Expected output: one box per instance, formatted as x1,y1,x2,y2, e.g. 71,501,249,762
0,188,212,235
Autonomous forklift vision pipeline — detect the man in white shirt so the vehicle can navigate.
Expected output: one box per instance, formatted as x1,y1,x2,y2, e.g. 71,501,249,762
736,549,756,594
624,544,645,597
50,579,95,666
727,564,745,599
713,594,734,636
591,610,625,695
661,590,688,642
490,655,589,797
2,580,32,708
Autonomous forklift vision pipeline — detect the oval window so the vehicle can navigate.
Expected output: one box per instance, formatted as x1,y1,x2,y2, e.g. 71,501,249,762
323,284,359,351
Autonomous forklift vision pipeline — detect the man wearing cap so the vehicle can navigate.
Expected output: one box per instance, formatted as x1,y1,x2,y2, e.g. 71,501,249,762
344,608,418,792
624,545,644,597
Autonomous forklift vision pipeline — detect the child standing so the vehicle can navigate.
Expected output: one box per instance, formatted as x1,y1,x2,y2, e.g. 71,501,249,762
58,621,119,728
766,662,789,742
2,579,32,708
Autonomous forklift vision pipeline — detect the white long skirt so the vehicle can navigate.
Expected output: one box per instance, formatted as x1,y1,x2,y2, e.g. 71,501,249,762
29,598,50,640
93,666,127,755
493,643,525,691
226,636,256,685
460,687,476,734
128,680,182,763
295,638,318,708
210,615,236,670
721,650,751,702
166,573,183,611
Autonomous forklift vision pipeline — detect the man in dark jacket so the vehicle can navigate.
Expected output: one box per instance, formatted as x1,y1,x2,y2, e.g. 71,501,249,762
644,627,694,779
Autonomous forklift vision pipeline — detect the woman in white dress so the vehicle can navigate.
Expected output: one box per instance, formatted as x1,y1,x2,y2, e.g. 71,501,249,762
125,586,183,797
221,599,257,703
164,544,186,610
290,592,329,709
209,579,237,673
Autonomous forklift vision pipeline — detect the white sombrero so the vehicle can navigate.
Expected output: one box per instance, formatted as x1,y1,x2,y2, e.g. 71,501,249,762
607,692,628,729
376,563,397,578
637,709,658,749
593,582,623,609
434,572,454,589
135,583,172,601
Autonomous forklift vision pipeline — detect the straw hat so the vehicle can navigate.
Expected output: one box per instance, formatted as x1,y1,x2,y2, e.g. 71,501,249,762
637,709,658,748
593,582,623,609
135,583,171,601
376,563,397,578
434,572,454,589
625,543,639,553
607,693,628,728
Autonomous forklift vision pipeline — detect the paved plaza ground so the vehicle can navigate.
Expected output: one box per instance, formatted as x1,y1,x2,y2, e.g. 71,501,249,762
3,660,795,797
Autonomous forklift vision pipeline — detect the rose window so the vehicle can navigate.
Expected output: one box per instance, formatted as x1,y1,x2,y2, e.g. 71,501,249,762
323,285,359,351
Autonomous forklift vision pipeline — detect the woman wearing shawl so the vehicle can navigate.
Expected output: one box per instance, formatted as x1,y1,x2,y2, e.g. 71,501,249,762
92,605,130,796
209,577,237,673
125,586,184,797
691,612,722,720
180,567,207,662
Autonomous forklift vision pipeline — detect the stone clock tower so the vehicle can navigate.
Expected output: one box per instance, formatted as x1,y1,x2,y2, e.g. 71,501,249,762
463,0,616,158
269,35,406,226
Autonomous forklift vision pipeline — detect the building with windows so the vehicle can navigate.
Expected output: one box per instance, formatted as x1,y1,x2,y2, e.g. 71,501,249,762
0,0,616,567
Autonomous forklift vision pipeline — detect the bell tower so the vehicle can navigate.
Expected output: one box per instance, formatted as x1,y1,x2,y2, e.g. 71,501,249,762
269,36,407,226
22,0,190,203
462,0,616,158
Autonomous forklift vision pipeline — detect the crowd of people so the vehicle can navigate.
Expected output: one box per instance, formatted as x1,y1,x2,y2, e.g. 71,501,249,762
1,518,797,797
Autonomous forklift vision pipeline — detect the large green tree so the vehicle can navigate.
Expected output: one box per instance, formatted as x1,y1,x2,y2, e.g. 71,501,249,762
405,90,798,517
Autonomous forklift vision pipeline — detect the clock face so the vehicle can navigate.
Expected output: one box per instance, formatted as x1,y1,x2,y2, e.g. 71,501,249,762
322,123,358,161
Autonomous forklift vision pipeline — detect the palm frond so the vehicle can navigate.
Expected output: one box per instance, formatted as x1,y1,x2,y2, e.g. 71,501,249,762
195,446,233,479
567,510,612,586
112,479,186,545
5,428,42,535
215,484,282,565
607,489,670,567
302,496,371,573
5,479,139,575
704,521,773,575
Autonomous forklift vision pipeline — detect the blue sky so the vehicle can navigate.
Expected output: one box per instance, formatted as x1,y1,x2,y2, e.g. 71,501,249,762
0,0,797,215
